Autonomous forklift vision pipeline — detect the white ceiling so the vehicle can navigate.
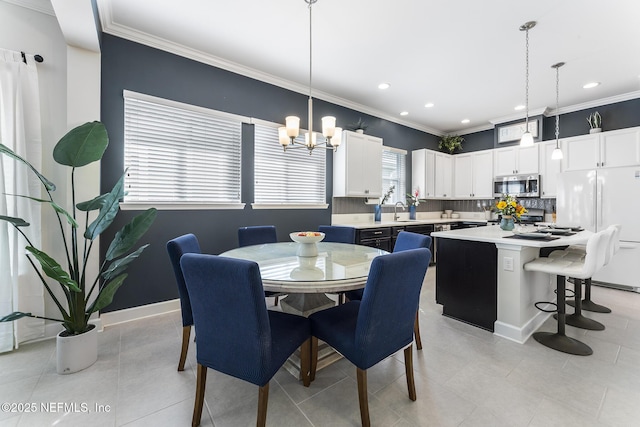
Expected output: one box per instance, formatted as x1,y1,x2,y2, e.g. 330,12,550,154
94,1,639,134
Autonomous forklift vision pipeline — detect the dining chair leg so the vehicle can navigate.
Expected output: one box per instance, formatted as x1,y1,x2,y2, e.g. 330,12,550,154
356,368,371,427
299,338,311,387
192,364,207,427
404,345,417,401
257,383,269,427
178,325,191,371
310,337,318,382
274,296,279,306
413,312,422,350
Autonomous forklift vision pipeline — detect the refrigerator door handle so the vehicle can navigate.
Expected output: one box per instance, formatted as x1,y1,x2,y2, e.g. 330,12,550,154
597,179,603,228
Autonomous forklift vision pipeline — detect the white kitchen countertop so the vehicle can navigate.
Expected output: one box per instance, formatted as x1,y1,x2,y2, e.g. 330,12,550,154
431,225,591,248
332,212,492,229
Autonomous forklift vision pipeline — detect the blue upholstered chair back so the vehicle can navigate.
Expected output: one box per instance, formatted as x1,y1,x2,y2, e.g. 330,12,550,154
355,248,431,368
238,225,277,247
393,231,431,253
318,225,356,244
166,234,201,327
180,253,272,386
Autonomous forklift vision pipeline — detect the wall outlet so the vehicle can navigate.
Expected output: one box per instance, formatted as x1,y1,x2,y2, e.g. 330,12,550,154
503,257,514,271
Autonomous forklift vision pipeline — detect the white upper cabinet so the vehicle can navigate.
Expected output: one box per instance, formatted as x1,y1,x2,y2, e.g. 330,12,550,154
333,130,382,197
563,127,640,171
493,145,539,176
539,141,563,198
453,151,493,198
411,149,436,198
434,152,453,198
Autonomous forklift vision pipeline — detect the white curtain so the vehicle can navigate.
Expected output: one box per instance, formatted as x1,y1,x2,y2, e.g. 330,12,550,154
0,49,44,352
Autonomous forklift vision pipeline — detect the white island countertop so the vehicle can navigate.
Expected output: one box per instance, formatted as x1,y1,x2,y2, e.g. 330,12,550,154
432,225,591,248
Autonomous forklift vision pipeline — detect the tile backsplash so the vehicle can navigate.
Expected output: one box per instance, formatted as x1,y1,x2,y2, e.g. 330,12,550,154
331,197,557,215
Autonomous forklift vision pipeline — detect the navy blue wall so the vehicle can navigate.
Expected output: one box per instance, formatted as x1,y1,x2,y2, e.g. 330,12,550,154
100,34,439,311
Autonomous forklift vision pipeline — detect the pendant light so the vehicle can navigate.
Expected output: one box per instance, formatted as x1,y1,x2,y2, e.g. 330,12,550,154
551,62,565,160
279,0,341,153
519,21,536,147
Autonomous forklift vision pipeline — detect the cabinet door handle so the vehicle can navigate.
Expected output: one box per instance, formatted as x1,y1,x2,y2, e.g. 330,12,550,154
373,231,383,235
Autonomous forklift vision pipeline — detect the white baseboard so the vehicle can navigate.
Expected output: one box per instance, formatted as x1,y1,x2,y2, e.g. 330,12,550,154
99,299,181,327
494,305,553,344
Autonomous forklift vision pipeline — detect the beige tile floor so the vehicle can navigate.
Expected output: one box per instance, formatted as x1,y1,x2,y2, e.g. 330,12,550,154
2,268,640,426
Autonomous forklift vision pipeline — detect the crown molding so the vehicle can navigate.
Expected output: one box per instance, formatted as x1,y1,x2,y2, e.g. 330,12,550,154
547,90,640,116
489,107,551,126
456,124,495,136
3,0,54,16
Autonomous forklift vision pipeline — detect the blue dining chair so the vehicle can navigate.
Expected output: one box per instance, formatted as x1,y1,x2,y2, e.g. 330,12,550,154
318,225,356,244
166,233,201,371
309,248,431,427
238,225,283,305
344,231,432,349
180,253,311,427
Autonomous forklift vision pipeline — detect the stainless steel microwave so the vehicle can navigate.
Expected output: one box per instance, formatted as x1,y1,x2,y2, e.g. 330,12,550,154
493,174,540,198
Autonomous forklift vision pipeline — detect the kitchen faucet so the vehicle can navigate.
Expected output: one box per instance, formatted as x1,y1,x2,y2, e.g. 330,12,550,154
394,201,405,221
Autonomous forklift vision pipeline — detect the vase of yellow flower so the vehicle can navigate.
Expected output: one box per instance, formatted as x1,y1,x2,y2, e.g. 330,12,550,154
495,194,527,231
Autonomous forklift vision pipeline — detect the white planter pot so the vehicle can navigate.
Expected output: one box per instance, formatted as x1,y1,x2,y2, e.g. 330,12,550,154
589,128,602,134
56,324,98,374
355,129,364,134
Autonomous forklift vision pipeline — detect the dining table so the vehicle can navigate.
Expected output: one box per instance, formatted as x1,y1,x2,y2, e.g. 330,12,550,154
220,241,389,374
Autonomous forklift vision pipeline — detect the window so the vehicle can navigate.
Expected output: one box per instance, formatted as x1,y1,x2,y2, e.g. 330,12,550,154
123,90,246,209
253,121,327,208
381,147,406,204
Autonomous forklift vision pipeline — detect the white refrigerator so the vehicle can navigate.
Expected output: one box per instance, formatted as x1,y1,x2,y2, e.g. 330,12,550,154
556,166,640,292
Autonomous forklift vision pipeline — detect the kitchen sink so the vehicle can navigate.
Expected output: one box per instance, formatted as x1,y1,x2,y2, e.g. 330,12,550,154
395,219,418,222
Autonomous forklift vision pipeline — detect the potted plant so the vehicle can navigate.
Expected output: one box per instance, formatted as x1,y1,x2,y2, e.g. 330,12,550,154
406,190,420,220
438,134,464,153
588,111,602,133
0,121,157,374
348,118,368,134
374,185,394,222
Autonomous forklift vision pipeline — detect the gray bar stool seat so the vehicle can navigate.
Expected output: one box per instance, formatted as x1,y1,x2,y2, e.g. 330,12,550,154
523,230,606,356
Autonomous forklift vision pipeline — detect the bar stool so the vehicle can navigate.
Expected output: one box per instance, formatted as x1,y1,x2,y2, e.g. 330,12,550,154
523,230,605,355
565,224,620,313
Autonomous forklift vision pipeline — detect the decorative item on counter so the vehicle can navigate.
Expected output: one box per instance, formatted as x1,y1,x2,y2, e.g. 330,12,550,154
438,134,464,154
482,203,493,220
587,111,602,133
376,185,395,222
451,213,460,219
495,194,527,231
406,190,420,220
444,209,453,218
290,231,325,257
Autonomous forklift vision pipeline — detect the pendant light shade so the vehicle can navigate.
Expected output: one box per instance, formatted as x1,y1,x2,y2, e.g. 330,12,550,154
519,21,536,147
551,62,565,160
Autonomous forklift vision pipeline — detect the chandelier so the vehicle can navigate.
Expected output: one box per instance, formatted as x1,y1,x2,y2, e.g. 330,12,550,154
279,0,341,153
519,21,536,147
551,62,565,160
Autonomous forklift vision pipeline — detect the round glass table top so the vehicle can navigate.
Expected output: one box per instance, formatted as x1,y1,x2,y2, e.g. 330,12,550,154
220,242,388,293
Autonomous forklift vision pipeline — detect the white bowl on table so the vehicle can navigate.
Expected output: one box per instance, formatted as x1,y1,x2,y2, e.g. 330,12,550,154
289,232,325,257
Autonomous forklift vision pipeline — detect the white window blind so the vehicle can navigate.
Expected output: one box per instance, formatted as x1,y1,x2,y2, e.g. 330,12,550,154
253,123,326,206
382,147,406,205
123,91,243,206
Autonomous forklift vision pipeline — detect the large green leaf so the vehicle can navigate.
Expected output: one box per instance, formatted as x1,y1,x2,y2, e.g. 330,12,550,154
84,174,125,241
0,143,56,191
0,312,32,322
53,121,108,168
76,193,109,212
102,244,149,281
0,215,30,227
87,273,128,314
25,246,81,293
9,195,77,228
105,208,157,261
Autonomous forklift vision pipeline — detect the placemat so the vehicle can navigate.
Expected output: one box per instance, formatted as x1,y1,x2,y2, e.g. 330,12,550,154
503,235,560,241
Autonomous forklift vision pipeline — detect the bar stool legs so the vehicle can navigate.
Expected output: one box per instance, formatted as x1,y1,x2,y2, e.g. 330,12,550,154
533,275,593,356
557,278,605,331
566,278,612,313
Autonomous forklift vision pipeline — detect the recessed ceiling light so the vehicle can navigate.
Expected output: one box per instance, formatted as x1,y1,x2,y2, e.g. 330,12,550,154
378,83,390,90
461,119,470,124
583,82,600,89
400,111,409,116
514,105,525,111
424,103,434,108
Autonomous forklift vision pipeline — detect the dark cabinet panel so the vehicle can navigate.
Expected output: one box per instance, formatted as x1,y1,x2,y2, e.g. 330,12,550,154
357,227,392,252
435,238,497,331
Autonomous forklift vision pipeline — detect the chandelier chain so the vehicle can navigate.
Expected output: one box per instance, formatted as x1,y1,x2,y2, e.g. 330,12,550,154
308,0,313,99
555,66,560,142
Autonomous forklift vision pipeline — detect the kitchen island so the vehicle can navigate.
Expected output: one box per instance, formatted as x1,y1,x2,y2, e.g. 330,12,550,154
431,226,590,344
